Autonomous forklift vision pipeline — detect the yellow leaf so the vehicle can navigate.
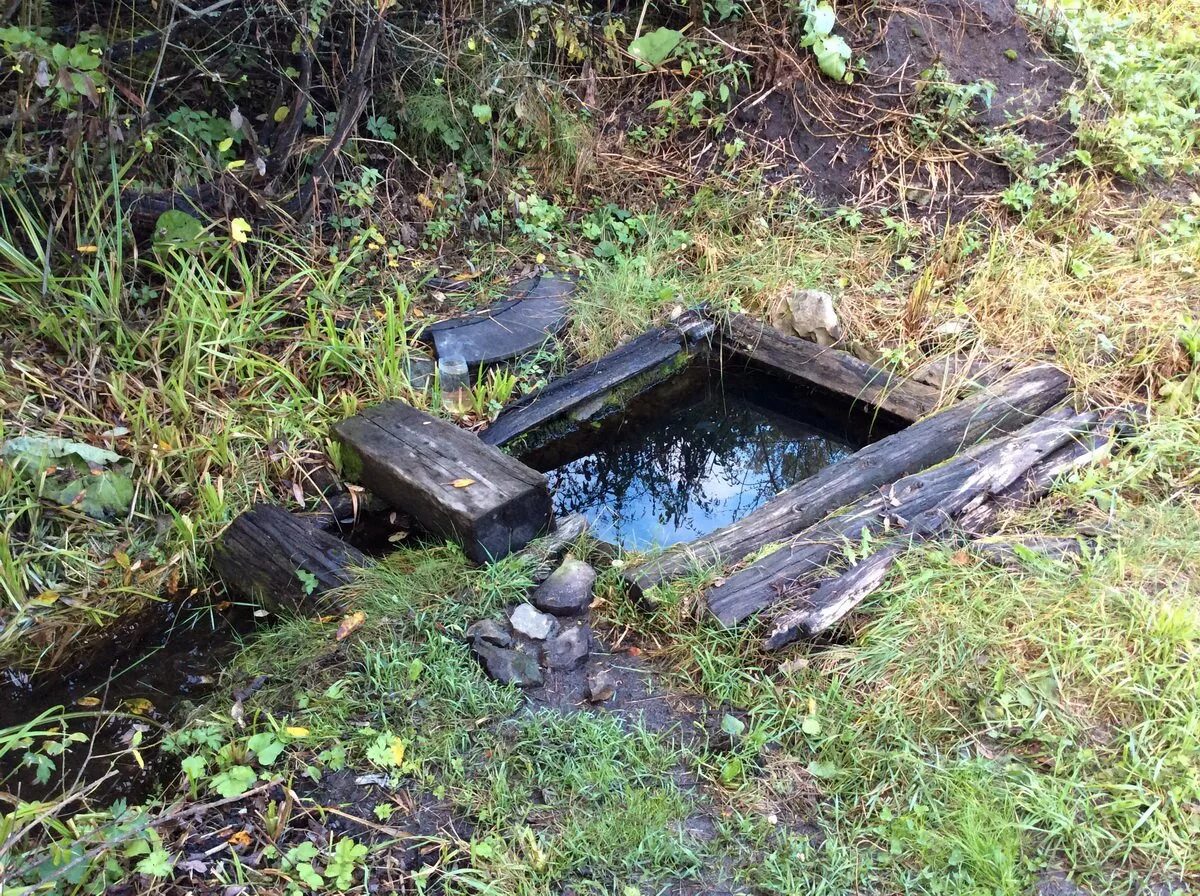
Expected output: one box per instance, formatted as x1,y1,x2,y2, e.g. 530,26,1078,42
416,192,435,210
535,252,546,264
217,137,233,152
336,610,366,641
77,245,98,254
225,159,246,172
75,696,102,707
230,217,252,244
123,697,156,716
285,726,310,738
273,105,290,123
32,590,59,606
228,830,253,848
132,748,144,769
388,737,406,765
450,478,476,489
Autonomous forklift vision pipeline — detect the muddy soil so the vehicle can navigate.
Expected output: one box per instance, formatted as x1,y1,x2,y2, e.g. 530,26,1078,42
736,0,1077,215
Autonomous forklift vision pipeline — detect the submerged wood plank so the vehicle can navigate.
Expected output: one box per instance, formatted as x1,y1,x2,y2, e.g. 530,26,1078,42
622,364,1071,601
214,504,364,614
334,402,552,563
719,313,941,423
717,405,1097,634
480,326,686,448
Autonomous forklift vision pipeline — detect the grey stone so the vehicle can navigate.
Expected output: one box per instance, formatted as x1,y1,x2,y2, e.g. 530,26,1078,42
546,622,591,670
587,668,617,703
531,557,596,616
473,640,544,688
510,603,557,640
465,618,512,648
769,288,842,347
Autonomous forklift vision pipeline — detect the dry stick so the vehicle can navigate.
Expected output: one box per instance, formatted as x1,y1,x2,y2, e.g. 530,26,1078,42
623,364,1071,601
295,8,385,220
763,410,1118,649
710,405,1097,629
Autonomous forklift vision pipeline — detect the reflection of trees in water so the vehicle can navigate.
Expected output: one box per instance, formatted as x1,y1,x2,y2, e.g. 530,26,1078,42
547,397,851,546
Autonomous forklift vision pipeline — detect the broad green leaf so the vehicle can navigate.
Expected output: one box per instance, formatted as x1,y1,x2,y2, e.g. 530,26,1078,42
814,35,851,81
808,3,836,38
628,28,683,67
55,469,134,519
210,765,257,798
153,210,206,248
247,732,286,766
471,103,492,125
2,435,121,474
720,713,746,737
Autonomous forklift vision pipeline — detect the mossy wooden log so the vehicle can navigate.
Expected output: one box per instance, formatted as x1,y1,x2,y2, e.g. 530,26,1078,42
622,364,1071,601
711,404,1096,631
480,313,711,450
214,504,364,614
718,313,942,423
334,402,552,563
762,410,1118,649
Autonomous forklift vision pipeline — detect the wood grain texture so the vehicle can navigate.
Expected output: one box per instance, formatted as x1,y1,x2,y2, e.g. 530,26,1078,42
719,313,942,423
335,402,552,563
480,326,686,448
622,364,1071,600
711,404,1095,630
214,504,364,614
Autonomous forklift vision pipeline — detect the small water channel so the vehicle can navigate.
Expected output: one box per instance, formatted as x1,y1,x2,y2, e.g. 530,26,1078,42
524,360,887,550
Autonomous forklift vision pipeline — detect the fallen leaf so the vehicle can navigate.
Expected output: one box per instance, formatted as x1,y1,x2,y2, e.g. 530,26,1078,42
950,550,971,566
228,830,253,848
230,217,252,244
336,611,366,641
285,726,310,738
123,697,156,716
75,696,102,707
450,478,476,488
32,590,59,606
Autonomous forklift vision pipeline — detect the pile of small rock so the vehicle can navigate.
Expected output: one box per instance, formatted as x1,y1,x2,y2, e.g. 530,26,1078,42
466,557,611,698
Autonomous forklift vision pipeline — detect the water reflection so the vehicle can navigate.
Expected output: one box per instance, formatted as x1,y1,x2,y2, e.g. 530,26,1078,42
542,370,858,549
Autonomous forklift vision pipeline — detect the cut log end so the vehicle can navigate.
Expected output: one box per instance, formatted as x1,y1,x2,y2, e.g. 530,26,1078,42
214,504,364,615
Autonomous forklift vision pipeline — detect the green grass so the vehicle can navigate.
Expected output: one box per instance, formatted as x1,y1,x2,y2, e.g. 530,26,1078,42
598,405,1200,894
2,0,1199,891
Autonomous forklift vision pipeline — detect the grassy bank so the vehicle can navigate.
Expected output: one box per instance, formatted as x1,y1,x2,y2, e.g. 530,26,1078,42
1,0,1199,892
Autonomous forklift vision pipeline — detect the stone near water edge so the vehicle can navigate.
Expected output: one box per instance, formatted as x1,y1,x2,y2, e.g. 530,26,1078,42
546,622,591,670
769,287,843,348
587,668,618,703
465,617,513,648
473,640,544,688
531,557,596,616
510,603,558,640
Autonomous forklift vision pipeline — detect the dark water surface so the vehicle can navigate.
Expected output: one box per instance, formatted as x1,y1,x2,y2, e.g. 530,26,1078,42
527,362,883,550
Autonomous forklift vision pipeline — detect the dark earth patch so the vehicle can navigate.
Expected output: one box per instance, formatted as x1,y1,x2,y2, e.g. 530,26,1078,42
736,0,1078,215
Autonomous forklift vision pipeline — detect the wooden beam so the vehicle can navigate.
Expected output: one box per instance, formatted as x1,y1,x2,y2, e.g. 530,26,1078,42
622,364,1071,600
334,402,552,563
481,326,687,449
718,313,942,423
709,404,1096,629
214,504,364,614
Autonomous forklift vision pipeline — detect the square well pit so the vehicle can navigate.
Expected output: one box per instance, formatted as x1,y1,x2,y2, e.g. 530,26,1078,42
521,358,897,550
